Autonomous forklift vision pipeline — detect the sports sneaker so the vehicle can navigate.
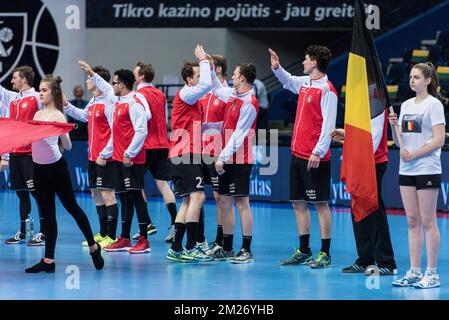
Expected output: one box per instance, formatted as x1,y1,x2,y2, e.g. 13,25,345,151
230,248,254,264
131,223,158,240
392,270,423,287
204,242,222,256
98,236,117,249
181,247,214,262
196,240,209,253
26,233,45,246
280,249,313,266
310,251,331,269
165,224,175,243
5,231,25,244
104,236,132,252
128,236,151,254
213,247,234,261
342,263,366,273
365,265,398,276
166,248,194,263
414,271,440,289
82,233,105,246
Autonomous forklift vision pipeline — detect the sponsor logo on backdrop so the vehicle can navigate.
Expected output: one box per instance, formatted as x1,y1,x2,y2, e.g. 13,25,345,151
0,1,59,85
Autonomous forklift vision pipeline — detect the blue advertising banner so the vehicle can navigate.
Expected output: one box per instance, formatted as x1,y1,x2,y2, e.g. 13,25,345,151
0,141,448,211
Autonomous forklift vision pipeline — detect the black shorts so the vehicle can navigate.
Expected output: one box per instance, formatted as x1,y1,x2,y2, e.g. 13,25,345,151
10,154,35,191
113,161,145,193
218,164,253,197
145,149,172,181
201,159,219,191
290,156,330,202
170,156,205,197
399,174,441,190
88,161,115,190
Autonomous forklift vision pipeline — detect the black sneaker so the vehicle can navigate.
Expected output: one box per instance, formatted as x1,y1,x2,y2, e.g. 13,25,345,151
132,223,158,240
5,231,25,244
342,263,366,273
365,265,397,276
90,242,104,270
25,259,55,273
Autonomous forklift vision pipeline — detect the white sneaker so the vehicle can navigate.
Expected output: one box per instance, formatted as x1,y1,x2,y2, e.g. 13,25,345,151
204,242,222,256
414,272,440,289
392,270,423,287
164,224,175,243
196,240,209,253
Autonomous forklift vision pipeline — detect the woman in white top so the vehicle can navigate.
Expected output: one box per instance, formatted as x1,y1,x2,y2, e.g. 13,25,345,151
25,75,104,273
389,62,446,288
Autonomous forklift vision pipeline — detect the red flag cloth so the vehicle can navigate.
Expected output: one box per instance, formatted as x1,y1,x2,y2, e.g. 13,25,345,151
0,118,75,155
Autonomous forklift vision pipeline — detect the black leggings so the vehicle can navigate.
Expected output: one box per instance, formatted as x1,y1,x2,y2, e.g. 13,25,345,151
34,157,95,259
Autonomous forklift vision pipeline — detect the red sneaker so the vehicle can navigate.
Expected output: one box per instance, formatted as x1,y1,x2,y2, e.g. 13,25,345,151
128,236,151,254
104,236,131,252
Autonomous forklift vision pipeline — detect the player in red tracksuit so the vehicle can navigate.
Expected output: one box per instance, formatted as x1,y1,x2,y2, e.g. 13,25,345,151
212,63,259,264
198,54,236,257
79,60,152,254
64,66,119,249
165,45,214,263
0,66,45,246
270,46,338,268
133,61,177,242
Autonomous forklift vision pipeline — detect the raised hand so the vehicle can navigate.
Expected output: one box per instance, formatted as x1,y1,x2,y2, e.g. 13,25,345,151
194,44,208,61
268,48,280,70
78,60,94,77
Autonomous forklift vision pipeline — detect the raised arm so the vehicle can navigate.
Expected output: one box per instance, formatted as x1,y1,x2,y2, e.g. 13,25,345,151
0,84,16,109
79,60,118,104
211,69,232,103
269,48,308,94
179,59,212,105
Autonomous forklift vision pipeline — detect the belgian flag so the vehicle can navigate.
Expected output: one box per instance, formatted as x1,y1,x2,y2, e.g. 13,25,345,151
340,0,390,222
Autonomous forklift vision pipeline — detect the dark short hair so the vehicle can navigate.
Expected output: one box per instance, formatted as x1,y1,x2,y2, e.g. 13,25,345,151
136,61,155,83
237,63,256,84
92,66,111,83
181,61,199,83
14,66,35,86
305,45,332,72
211,55,227,78
114,69,135,90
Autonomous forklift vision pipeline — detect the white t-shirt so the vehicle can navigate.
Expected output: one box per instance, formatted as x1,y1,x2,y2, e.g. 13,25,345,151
399,95,446,175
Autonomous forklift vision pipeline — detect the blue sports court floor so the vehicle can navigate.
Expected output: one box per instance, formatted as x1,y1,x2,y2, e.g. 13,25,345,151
1,190,448,300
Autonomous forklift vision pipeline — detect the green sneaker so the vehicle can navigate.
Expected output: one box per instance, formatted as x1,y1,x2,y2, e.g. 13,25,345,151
181,247,214,262
98,236,117,249
166,248,194,263
280,249,313,266
310,251,331,269
82,233,105,246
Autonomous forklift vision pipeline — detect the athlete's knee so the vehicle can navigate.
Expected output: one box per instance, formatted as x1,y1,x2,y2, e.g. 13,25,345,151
190,191,205,205
234,197,250,212
101,190,116,206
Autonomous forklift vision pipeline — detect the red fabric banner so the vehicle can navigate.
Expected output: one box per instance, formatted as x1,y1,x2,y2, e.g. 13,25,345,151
0,118,75,155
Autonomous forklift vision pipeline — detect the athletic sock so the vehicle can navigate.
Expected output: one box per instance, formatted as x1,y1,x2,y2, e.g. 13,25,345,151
185,222,198,250
215,225,224,246
171,222,186,252
96,205,108,237
320,239,331,257
299,234,311,254
223,234,234,252
242,235,252,252
167,202,177,225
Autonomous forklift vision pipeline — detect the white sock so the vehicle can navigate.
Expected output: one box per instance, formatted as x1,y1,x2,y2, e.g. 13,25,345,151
411,267,422,275
426,267,437,274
